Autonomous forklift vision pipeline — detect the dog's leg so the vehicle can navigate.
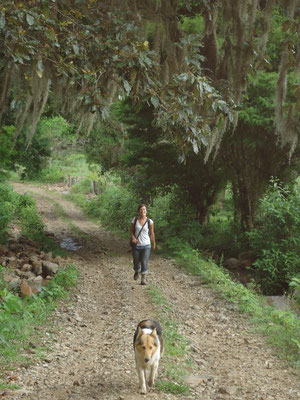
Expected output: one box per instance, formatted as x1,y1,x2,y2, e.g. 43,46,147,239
137,367,147,394
148,361,159,387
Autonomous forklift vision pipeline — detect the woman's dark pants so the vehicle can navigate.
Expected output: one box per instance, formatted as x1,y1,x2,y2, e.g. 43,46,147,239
132,245,151,275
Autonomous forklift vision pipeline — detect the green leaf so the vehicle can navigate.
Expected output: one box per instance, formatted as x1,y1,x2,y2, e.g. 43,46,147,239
0,13,6,29
26,14,34,26
150,96,159,109
72,44,79,55
123,80,131,95
37,58,44,72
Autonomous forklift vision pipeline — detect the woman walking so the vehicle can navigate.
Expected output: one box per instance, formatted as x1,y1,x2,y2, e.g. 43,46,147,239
130,204,156,285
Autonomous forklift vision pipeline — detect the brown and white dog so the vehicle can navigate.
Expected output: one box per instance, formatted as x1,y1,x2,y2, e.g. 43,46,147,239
133,319,164,394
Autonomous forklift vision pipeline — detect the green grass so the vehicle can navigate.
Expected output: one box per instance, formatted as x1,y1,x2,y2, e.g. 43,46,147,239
147,285,192,395
155,380,190,394
0,264,80,386
169,241,300,368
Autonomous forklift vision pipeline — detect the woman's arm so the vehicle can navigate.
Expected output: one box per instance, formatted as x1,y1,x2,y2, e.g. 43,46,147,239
149,222,156,250
130,223,138,243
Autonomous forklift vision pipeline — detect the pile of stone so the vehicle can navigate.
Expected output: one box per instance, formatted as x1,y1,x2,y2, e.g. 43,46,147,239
0,237,62,299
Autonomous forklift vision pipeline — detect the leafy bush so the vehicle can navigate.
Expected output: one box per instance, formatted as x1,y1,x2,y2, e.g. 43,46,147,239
37,166,65,183
14,192,35,212
15,193,45,240
247,181,300,294
0,183,15,241
14,130,51,180
84,197,102,218
96,185,137,231
0,126,16,173
19,206,45,240
289,276,300,307
150,191,204,248
70,178,92,194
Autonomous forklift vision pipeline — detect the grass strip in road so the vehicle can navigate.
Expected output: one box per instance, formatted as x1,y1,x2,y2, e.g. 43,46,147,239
147,285,192,395
0,264,80,390
54,202,89,240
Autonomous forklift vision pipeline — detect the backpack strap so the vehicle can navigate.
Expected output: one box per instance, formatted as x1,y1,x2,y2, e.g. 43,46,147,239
134,217,151,237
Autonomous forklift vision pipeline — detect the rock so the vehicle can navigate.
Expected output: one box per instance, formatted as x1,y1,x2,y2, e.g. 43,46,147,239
28,276,44,292
30,255,39,264
238,250,256,260
184,375,213,387
23,271,35,279
8,277,22,291
29,275,43,284
43,252,53,262
0,257,7,266
3,273,14,283
7,257,18,268
239,259,252,268
22,263,32,272
0,245,8,255
223,258,241,269
32,261,43,275
20,279,33,299
8,242,19,252
54,256,62,265
42,261,59,276
218,387,230,395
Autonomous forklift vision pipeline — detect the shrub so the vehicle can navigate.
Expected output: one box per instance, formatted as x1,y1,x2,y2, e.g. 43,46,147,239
70,178,92,194
19,206,45,240
97,185,137,231
15,193,45,241
247,181,300,294
150,191,204,248
0,126,16,172
289,276,300,307
0,183,15,241
38,166,65,183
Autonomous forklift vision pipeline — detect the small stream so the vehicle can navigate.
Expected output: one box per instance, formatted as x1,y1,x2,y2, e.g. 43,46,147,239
60,237,82,251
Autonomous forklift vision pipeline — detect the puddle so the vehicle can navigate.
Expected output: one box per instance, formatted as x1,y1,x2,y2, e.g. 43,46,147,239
60,237,82,251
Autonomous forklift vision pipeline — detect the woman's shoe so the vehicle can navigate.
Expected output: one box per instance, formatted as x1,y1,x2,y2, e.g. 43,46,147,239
141,275,147,285
134,271,139,281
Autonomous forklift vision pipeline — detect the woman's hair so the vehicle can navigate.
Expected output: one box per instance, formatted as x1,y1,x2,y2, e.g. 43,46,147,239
137,203,147,212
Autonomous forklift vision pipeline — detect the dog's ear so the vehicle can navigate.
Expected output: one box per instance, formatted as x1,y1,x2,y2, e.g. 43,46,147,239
151,328,157,338
137,326,143,338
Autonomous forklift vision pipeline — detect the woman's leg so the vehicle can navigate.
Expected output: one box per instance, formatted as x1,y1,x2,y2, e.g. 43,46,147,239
140,247,151,275
132,247,141,280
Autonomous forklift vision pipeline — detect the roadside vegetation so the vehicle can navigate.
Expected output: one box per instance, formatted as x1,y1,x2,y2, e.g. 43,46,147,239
0,264,79,389
0,181,80,387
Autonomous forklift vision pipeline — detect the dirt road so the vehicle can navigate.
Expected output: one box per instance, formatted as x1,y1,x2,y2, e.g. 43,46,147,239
6,182,300,400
